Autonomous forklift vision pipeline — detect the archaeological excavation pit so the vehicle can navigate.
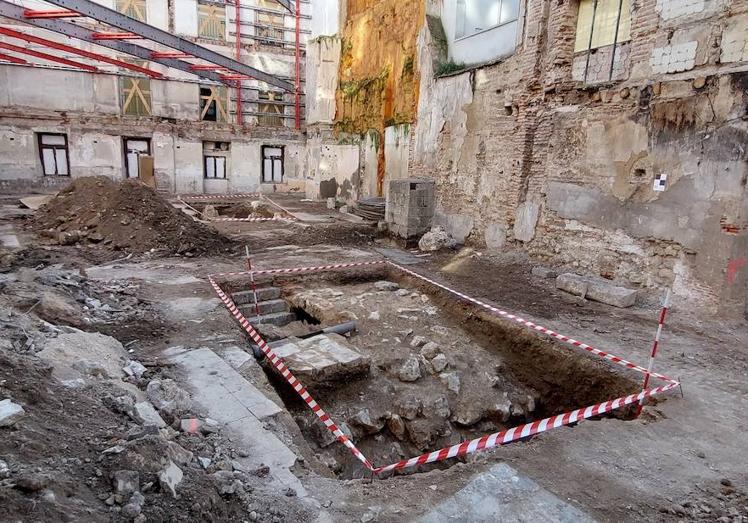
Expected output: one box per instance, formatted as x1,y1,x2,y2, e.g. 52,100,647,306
216,265,643,479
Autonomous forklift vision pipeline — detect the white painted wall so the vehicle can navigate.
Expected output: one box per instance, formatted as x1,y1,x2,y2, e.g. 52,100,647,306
362,131,380,198
305,37,340,124
441,0,519,65
309,0,340,38
68,132,122,179
147,0,170,30
384,124,411,198
175,0,199,37
174,139,204,193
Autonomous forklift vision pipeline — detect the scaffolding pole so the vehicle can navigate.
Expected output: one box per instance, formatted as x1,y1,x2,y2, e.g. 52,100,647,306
235,0,243,125
294,0,301,130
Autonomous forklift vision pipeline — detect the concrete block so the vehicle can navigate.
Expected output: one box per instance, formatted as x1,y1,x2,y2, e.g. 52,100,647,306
485,222,507,251
435,213,474,243
556,273,589,297
256,311,296,326
532,266,558,279
231,288,281,304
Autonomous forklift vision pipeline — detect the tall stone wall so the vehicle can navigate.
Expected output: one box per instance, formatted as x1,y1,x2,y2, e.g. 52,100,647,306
410,0,748,315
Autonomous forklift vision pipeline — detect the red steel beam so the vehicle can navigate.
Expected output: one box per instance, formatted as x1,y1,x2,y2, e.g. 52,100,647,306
23,9,78,19
0,41,98,72
0,27,163,78
189,64,226,71
220,74,250,80
150,51,191,58
0,51,26,64
91,31,142,40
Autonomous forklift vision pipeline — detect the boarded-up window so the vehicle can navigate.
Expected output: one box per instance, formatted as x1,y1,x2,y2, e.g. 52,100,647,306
574,0,631,52
204,141,230,179
198,1,226,40
38,133,69,176
115,0,147,21
256,0,285,45
262,145,283,183
257,90,284,127
199,86,229,122
121,75,152,116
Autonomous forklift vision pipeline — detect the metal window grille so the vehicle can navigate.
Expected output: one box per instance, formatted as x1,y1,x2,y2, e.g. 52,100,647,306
255,0,285,46
575,0,631,83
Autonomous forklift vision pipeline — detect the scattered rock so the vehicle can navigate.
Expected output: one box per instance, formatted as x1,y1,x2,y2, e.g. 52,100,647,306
409,336,428,348
431,353,448,372
202,418,220,434
202,205,219,220
198,457,212,469
531,266,557,279
159,460,183,498
394,396,421,420
350,409,384,435
131,401,166,428
0,460,8,479
146,379,192,418
211,470,243,496
122,492,145,518
395,288,410,297
368,311,380,321
487,395,512,422
398,356,422,382
439,372,461,394
15,473,50,492
112,470,140,497
180,418,203,434
452,402,484,427
374,281,399,291
418,225,457,252
406,419,437,450
0,399,25,427
167,441,194,466
58,230,81,245
386,414,406,440
124,424,161,441
122,360,147,379
419,341,439,359
424,396,451,419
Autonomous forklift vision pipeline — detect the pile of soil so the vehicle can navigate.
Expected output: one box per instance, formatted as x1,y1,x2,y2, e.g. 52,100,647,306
222,201,275,219
33,176,234,255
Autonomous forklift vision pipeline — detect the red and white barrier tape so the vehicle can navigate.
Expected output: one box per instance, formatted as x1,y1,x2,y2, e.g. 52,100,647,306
209,259,680,475
210,216,296,223
178,193,260,200
209,276,374,471
211,259,388,279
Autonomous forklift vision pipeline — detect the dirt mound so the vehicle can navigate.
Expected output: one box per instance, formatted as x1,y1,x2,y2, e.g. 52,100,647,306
222,201,275,219
33,176,234,255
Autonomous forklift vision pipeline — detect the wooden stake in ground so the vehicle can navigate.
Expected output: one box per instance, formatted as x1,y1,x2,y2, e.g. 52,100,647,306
245,245,261,321
636,289,672,416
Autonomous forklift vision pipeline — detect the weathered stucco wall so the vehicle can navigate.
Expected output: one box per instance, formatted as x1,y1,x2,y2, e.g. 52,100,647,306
408,0,748,315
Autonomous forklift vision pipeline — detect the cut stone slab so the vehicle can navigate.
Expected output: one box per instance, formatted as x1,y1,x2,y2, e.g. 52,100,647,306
37,331,128,383
0,399,25,427
132,401,166,428
418,463,594,522
556,273,589,297
272,333,370,386
159,460,183,498
256,311,296,327
170,348,302,495
232,288,281,305
532,266,558,279
556,273,638,307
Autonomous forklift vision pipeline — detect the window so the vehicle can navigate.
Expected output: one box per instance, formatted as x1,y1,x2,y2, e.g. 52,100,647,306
204,141,230,179
262,145,283,183
116,0,146,21
124,138,151,178
574,0,631,52
38,133,69,176
121,75,152,116
256,0,285,46
198,1,226,40
455,0,519,39
257,90,284,127
200,86,228,122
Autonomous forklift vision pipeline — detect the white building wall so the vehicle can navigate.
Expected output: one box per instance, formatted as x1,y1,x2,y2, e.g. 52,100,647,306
441,0,519,65
309,0,339,38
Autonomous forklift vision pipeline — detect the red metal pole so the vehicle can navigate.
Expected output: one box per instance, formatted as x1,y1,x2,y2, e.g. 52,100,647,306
0,41,98,72
235,0,243,125
294,0,301,130
0,52,27,64
635,289,672,416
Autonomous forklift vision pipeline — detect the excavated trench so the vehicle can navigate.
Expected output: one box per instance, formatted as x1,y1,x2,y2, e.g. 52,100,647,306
224,268,641,479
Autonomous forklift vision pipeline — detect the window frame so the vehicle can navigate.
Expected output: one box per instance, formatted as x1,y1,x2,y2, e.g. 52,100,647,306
199,85,229,122
261,145,284,184
454,0,520,42
257,90,285,127
574,0,631,53
197,0,227,41
123,137,152,179
37,132,70,177
203,141,230,180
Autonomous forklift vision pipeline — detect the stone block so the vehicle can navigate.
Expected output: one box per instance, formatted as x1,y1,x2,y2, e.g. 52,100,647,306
0,399,25,427
485,222,507,251
272,333,370,386
556,273,588,297
532,266,557,279
586,281,638,308
514,200,540,242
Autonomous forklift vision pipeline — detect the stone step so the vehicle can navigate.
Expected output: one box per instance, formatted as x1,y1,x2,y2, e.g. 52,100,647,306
255,311,296,327
168,347,304,495
232,287,281,305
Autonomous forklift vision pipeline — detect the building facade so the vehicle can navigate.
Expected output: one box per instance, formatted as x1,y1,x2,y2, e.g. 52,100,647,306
0,0,310,193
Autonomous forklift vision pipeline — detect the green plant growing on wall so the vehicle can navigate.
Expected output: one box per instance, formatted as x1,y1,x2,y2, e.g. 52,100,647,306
435,60,465,76
366,129,381,150
401,55,415,79
339,66,390,103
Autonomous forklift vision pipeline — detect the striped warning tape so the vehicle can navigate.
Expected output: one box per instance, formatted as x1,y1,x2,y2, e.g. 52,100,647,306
211,259,387,279
208,276,375,471
209,259,680,475
178,193,260,200
386,261,677,384
209,216,297,223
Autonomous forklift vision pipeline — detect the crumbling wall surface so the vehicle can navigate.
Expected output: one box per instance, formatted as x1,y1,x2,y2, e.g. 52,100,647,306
409,1,748,314
304,128,361,202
